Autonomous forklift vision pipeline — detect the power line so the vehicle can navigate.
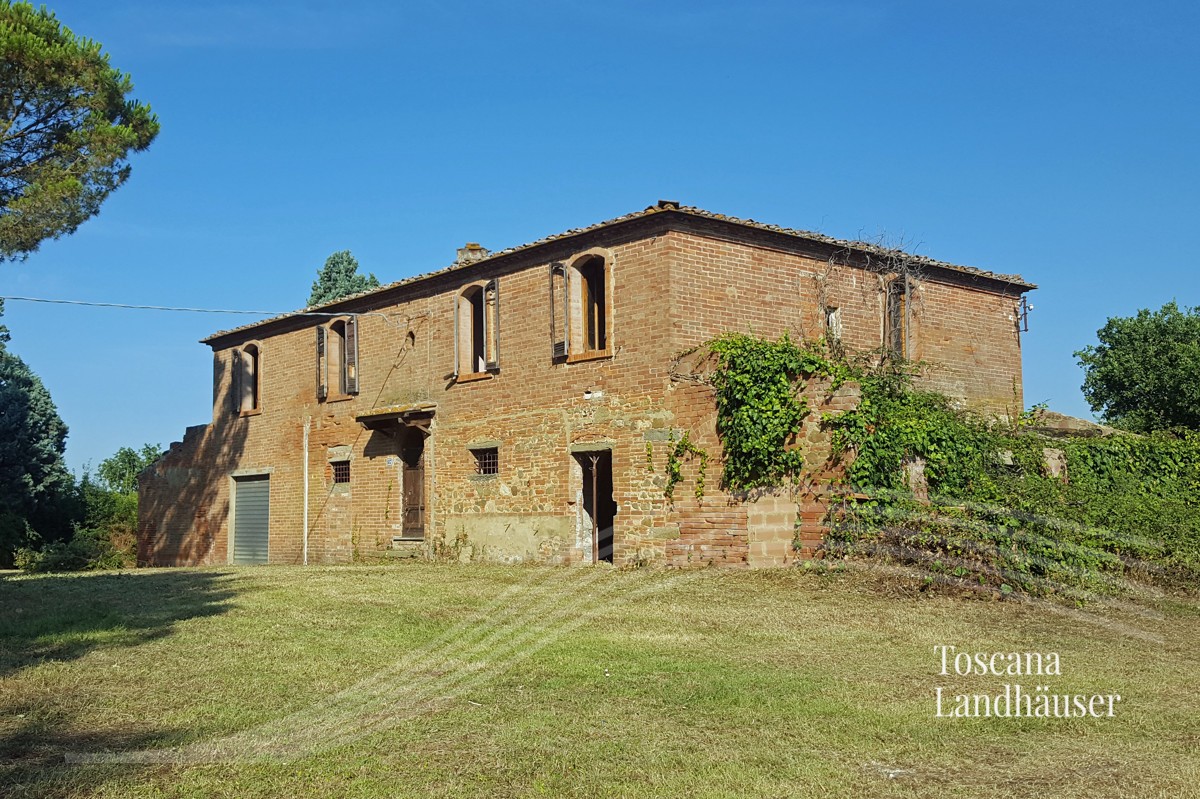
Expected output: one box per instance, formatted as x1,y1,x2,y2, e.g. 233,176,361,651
0,294,429,328
0,295,322,316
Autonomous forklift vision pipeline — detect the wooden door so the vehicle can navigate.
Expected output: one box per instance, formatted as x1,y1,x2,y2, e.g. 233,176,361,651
401,430,425,539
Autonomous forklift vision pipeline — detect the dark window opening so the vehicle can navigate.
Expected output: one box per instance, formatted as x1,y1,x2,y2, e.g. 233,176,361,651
239,344,260,412
824,307,842,340
456,281,500,376
331,460,351,484
886,278,907,357
472,447,499,476
331,320,349,394
579,256,607,352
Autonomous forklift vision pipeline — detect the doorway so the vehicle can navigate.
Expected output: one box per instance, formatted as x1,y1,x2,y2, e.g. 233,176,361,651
232,474,270,564
576,450,615,563
400,426,426,539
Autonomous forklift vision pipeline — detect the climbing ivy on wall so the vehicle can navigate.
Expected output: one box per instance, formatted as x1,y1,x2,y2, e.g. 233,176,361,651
680,332,1200,592
663,431,708,501
706,333,850,491
825,365,999,496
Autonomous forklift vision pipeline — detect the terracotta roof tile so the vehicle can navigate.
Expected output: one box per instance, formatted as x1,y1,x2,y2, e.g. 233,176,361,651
203,203,1034,344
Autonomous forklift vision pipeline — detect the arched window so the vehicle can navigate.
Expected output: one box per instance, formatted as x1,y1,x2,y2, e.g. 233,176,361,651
454,279,499,377
552,251,611,360
231,343,260,413
575,255,607,353
315,317,359,400
331,320,349,394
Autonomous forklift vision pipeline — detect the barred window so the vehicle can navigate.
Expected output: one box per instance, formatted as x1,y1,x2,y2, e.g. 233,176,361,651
472,447,498,476
331,460,351,484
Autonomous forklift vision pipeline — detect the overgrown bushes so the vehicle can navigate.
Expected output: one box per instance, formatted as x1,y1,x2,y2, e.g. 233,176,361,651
13,445,158,573
821,362,1200,598
694,333,1200,599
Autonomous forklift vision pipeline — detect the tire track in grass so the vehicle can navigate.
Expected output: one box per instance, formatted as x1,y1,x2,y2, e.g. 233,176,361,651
67,567,704,764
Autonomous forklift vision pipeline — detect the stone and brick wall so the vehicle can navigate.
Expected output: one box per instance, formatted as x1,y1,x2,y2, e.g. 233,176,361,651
139,211,1030,568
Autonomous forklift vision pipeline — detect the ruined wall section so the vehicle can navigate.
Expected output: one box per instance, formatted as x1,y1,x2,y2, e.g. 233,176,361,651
655,375,861,568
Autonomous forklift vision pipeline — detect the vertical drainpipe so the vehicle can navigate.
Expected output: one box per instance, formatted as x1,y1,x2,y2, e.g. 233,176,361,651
303,416,310,565
427,419,436,558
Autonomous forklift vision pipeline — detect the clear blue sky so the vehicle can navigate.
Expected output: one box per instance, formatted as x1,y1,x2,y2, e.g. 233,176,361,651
1,1,1197,474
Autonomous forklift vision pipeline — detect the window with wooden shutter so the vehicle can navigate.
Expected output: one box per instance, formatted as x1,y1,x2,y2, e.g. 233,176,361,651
230,349,242,414
484,279,499,371
240,344,260,412
455,284,493,377
330,320,348,394
452,290,460,379
566,254,609,356
886,277,907,357
550,263,567,360
344,316,359,394
315,325,328,401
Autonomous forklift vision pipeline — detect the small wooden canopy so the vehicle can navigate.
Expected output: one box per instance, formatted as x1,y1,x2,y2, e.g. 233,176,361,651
356,402,437,435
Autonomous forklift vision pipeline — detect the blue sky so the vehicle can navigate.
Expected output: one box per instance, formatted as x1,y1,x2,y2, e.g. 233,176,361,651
1,0,1197,473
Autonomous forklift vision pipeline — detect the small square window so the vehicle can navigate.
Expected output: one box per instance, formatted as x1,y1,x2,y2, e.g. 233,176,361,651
472,447,498,476
331,460,351,484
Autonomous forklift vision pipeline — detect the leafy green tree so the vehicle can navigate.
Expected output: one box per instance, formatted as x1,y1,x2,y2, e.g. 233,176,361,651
96,442,161,493
0,1,159,261
0,299,75,565
308,250,380,306
1075,301,1200,434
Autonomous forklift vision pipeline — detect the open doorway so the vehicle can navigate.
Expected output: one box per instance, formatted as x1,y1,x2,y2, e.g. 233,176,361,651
575,450,615,563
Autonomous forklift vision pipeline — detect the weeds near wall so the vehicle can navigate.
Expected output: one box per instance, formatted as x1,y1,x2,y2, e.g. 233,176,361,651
663,431,708,502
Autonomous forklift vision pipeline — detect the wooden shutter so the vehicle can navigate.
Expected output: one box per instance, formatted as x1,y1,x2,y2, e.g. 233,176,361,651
550,264,567,359
452,292,460,379
345,316,359,394
886,278,906,357
484,279,499,371
315,326,327,401
230,349,242,414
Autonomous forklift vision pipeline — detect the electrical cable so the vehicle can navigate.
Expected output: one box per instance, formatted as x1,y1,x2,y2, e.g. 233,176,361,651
0,295,416,325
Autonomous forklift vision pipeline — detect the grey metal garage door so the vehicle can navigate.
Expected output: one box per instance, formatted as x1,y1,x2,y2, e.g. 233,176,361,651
233,475,270,564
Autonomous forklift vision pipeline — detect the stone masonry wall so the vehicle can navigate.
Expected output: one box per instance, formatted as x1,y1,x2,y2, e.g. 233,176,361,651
140,219,1026,568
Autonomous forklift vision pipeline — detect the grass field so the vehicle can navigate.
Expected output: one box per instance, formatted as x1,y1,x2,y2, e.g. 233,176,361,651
1,563,1198,798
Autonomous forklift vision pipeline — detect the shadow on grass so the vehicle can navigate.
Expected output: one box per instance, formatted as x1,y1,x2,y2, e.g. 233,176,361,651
0,569,237,797
0,569,236,678
0,710,189,799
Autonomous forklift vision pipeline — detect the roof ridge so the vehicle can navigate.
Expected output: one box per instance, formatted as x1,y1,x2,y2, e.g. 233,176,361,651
203,203,1034,343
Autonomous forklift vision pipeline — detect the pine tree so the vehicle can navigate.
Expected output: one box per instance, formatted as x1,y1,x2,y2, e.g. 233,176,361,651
0,300,75,565
0,1,159,260
308,250,380,307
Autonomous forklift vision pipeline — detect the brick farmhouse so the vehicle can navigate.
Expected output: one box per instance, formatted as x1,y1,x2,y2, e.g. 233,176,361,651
138,202,1035,568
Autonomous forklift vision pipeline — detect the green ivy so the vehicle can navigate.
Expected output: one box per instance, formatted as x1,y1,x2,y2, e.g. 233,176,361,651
707,333,850,491
664,431,708,501
822,368,1200,595
825,365,998,495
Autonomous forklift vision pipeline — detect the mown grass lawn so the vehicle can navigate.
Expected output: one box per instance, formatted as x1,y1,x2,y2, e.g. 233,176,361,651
1,563,1197,798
